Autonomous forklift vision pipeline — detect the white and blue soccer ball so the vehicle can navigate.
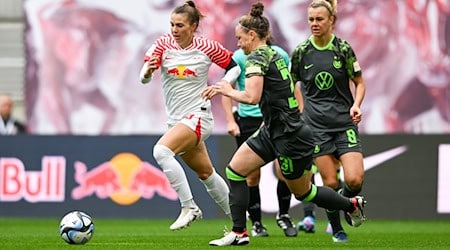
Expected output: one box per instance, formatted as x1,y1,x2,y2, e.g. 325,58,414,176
59,211,94,244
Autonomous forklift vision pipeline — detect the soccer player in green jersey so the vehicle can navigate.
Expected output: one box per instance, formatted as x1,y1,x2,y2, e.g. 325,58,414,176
203,2,366,246
290,0,367,243
222,45,297,238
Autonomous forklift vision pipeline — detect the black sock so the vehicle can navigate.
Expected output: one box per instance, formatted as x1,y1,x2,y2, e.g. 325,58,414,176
303,202,316,218
325,188,344,233
342,183,361,197
298,185,353,212
247,185,261,223
303,170,316,218
277,180,291,215
229,179,249,233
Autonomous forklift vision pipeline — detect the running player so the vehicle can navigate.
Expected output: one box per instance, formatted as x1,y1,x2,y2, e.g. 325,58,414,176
203,2,366,246
139,0,241,231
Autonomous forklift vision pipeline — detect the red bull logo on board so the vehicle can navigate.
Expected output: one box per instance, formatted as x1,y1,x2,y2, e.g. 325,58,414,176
72,152,177,205
0,156,66,202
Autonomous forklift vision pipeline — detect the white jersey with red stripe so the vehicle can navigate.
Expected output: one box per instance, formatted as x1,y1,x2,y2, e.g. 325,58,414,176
144,34,233,126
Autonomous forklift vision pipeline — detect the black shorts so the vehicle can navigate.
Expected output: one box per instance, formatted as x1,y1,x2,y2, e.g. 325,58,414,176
235,115,263,146
246,125,314,180
312,127,363,158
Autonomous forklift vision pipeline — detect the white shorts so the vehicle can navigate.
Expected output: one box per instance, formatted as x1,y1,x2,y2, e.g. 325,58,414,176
169,111,214,143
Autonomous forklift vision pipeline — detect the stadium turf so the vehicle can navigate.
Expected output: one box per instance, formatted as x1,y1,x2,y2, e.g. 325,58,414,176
1,218,449,249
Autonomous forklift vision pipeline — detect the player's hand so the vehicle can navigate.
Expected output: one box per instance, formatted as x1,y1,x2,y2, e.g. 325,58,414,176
227,121,240,137
202,81,233,99
202,86,218,100
144,56,160,77
350,106,362,124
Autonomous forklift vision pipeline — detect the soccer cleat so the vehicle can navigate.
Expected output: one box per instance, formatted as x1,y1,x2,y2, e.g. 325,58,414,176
345,196,367,227
332,231,348,243
297,216,316,233
276,214,298,237
251,221,269,237
169,206,202,230
209,231,250,246
326,222,333,234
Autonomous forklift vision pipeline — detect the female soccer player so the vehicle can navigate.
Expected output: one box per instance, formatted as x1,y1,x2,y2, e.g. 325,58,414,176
139,1,241,231
202,2,366,246
222,45,297,238
290,0,367,243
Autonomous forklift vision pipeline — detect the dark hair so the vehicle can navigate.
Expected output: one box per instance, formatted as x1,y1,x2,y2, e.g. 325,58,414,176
172,1,205,29
238,2,270,40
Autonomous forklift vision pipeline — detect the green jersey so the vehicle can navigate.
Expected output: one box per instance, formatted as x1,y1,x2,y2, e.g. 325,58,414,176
246,45,302,139
291,35,362,131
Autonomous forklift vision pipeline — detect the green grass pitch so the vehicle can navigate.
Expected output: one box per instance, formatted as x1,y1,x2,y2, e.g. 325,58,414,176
1,218,450,249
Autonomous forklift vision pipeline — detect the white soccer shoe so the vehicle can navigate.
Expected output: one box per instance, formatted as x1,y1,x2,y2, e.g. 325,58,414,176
209,231,250,246
169,206,203,230
345,196,367,227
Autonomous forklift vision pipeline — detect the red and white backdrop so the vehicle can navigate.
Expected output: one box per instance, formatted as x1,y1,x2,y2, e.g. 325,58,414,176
24,0,450,135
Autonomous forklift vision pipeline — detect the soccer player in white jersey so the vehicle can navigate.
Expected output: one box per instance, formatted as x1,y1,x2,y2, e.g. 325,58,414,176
139,1,241,230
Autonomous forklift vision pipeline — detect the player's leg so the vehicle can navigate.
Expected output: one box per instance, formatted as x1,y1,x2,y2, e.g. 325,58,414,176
246,168,269,237
274,161,297,237
315,154,348,242
282,163,366,232
339,151,364,226
336,128,365,232
297,164,317,233
209,142,268,246
153,122,203,230
182,141,230,218
236,116,268,237
278,128,366,237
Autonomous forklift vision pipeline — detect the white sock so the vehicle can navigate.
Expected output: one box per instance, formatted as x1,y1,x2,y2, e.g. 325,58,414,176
153,144,195,207
201,170,231,216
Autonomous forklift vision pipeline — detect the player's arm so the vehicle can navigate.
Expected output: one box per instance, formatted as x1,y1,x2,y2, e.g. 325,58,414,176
294,82,304,112
226,74,263,105
140,56,160,84
221,94,240,136
221,58,240,136
350,75,365,124
140,41,163,84
218,59,241,85
203,74,262,105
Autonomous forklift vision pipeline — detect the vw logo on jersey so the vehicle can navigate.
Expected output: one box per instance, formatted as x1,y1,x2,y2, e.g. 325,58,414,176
314,71,334,90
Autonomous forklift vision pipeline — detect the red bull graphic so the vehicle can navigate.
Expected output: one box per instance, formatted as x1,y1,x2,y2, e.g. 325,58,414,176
72,161,121,199
166,65,197,79
167,67,180,76
72,152,177,205
0,156,66,202
183,68,197,77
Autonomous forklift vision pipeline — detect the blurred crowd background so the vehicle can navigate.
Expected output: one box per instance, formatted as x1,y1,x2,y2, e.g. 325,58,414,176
2,0,449,135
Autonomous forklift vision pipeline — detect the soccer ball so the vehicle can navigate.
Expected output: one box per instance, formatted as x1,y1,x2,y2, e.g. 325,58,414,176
59,211,94,244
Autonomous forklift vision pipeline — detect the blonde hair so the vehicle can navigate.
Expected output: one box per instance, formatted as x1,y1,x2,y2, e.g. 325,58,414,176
310,0,337,23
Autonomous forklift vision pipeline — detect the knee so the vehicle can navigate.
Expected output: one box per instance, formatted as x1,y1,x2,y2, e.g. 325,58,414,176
322,176,340,189
345,177,364,191
245,169,260,186
197,170,213,180
153,144,174,164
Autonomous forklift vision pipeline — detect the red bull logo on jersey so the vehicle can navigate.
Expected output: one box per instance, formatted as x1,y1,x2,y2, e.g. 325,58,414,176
166,65,197,79
72,152,177,205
